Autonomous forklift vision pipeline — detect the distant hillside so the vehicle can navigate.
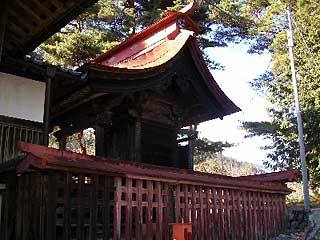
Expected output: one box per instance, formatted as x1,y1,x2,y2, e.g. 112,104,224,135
194,154,265,176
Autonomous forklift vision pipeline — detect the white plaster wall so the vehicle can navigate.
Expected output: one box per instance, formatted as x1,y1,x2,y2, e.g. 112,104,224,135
0,72,45,122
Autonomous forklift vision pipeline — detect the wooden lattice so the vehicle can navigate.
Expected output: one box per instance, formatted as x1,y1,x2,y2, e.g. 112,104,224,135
9,171,288,240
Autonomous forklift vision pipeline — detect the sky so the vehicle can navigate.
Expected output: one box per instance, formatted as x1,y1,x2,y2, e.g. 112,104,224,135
197,43,272,166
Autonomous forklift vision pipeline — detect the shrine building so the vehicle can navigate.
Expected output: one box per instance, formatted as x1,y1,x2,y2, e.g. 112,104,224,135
0,1,298,239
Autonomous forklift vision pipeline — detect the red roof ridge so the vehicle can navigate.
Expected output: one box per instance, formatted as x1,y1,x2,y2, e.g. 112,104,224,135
92,2,200,65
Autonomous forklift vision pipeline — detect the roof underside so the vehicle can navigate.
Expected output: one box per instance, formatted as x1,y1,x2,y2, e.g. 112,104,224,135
3,0,97,57
82,40,240,123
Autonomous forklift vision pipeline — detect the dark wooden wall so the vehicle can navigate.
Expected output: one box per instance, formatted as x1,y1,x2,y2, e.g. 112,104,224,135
141,122,178,167
101,117,141,162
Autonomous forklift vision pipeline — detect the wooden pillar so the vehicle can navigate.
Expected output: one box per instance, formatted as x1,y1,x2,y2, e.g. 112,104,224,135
132,118,141,162
43,66,56,146
95,125,106,157
59,135,67,150
0,0,10,63
187,124,197,170
187,140,193,169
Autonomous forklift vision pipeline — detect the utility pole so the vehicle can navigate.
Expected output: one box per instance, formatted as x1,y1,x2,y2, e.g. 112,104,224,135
287,7,310,211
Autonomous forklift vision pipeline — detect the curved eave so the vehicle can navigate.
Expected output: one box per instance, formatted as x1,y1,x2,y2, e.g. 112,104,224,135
186,37,241,117
85,36,240,120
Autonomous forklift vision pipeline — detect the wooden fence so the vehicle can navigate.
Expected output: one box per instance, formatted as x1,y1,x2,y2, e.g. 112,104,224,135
0,143,292,240
0,120,43,164
6,171,288,240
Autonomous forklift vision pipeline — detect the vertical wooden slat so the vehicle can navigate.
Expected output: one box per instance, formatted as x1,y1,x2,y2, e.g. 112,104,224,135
253,192,258,240
11,127,16,159
271,194,275,236
156,182,163,240
236,191,242,239
278,195,282,232
218,188,224,240
231,190,237,240
89,175,98,240
256,192,261,240
269,193,272,237
212,188,218,239
175,184,181,223
125,178,132,240
272,193,275,237
146,180,153,239
64,173,71,240
135,180,142,240
24,128,28,142
198,186,204,240
225,189,231,240
77,175,84,240
283,195,288,232
163,184,170,240
19,126,23,142
191,185,197,239
265,193,269,239
4,126,10,161
242,191,247,239
278,195,282,233
103,176,111,240
184,185,189,223
275,195,278,235
113,177,121,240
247,191,253,240
262,192,266,239
263,192,267,239
277,195,281,235
30,129,34,144
46,173,56,240
268,193,272,238
205,187,211,240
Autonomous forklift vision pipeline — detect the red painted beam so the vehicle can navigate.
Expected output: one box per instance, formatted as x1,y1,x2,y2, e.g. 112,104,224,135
17,142,294,194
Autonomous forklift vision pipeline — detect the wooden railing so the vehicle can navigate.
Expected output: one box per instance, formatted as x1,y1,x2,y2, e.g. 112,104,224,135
5,143,292,240
0,121,43,164
14,173,289,240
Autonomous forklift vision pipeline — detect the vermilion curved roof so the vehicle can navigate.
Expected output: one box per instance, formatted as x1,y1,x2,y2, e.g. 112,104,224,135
106,29,193,69
92,1,200,68
89,3,240,120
